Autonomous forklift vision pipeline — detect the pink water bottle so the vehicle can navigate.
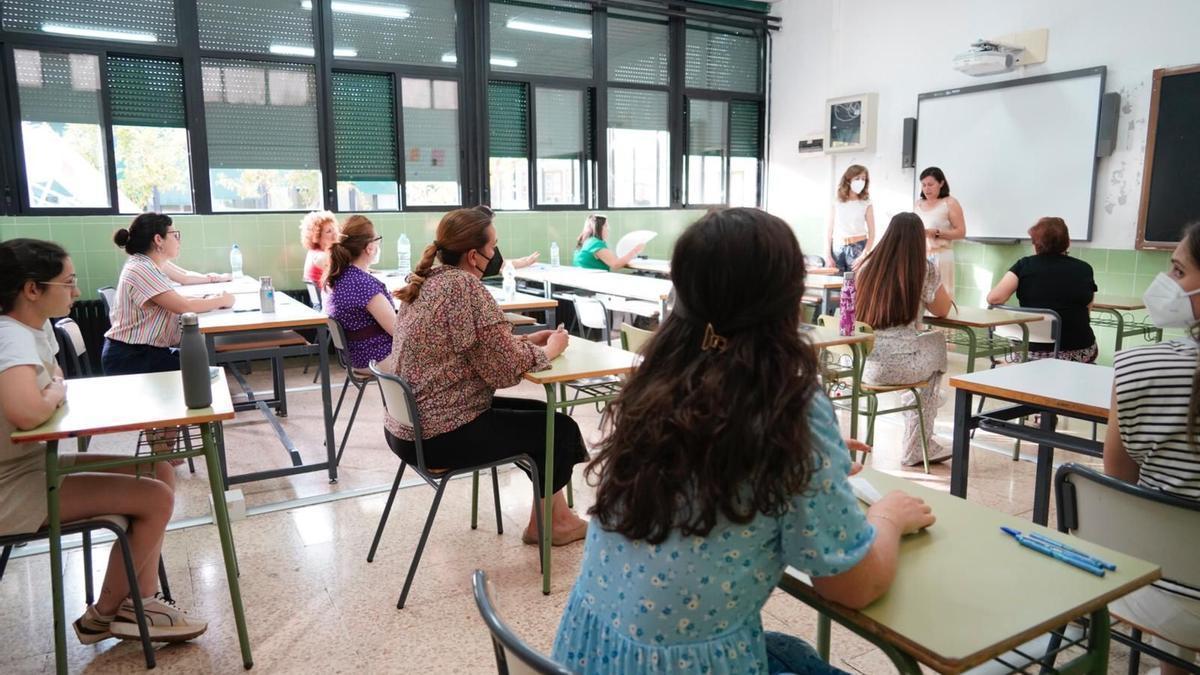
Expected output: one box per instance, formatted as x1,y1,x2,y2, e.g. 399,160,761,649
838,271,856,337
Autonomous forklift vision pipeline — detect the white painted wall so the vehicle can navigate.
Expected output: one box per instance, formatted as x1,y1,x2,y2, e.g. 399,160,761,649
765,0,1200,254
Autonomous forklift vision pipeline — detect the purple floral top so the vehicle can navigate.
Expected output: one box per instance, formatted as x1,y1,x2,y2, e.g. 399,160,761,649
325,265,394,368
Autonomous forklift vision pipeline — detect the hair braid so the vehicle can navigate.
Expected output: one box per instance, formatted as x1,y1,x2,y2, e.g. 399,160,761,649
394,242,439,303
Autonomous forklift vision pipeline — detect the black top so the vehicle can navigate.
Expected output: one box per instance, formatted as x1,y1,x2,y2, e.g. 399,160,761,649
1009,254,1097,352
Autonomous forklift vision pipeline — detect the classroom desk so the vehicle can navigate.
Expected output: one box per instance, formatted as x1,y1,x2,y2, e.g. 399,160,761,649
523,338,638,595
626,257,671,276
779,468,1160,674
514,264,673,317
371,270,558,325
924,306,1039,373
805,274,844,311
806,324,872,439
12,370,252,674
948,360,1112,525
174,275,260,295
192,285,339,487
1090,295,1163,351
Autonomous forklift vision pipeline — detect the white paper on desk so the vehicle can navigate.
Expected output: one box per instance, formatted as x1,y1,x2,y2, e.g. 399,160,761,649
616,230,657,258
848,475,882,505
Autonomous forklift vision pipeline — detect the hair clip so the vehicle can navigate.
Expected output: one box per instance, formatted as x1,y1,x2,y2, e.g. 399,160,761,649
701,323,728,352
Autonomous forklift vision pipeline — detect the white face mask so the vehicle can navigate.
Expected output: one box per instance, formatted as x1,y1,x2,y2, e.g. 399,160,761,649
850,179,866,195
1143,272,1200,328
369,242,381,266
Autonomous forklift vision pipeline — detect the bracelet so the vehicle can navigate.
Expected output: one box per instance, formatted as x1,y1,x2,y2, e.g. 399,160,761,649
868,513,900,530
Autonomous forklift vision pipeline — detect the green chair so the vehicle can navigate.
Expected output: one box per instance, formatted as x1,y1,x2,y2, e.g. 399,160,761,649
619,322,653,353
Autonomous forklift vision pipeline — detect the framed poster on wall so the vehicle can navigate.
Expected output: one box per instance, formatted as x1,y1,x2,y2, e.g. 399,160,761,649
824,93,878,153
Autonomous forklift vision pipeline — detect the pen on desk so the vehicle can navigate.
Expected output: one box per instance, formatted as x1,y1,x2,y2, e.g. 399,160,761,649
1001,527,1116,571
1000,527,1106,576
233,308,260,313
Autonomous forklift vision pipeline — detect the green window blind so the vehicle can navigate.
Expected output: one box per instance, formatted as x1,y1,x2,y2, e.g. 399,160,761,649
489,0,592,79
331,71,397,182
607,15,668,85
584,87,595,161
402,78,460,184
687,99,727,157
685,24,762,94
730,100,761,158
108,56,186,128
608,88,667,131
488,81,528,158
14,50,103,125
330,0,456,67
1,0,177,45
197,0,313,55
536,88,582,160
202,59,320,170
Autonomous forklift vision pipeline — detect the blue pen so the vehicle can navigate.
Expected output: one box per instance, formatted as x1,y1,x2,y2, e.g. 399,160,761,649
1000,528,1106,576
1001,527,1116,571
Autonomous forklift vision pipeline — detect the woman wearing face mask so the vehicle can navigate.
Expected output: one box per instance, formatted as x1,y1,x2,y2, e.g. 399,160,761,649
1104,221,1200,675
323,215,395,369
827,165,875,274
390,206,589,545
915,167,966,293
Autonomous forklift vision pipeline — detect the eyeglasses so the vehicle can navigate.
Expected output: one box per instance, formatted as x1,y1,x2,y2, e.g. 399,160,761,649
370,236,383,244
165,230,182,241
40,278,79,289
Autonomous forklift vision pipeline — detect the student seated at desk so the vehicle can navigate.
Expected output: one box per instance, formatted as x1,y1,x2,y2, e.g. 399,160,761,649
855,212,954,466
323,215,395,369
553,208,936,674
1105,221,1200,674
299,209,339,286
986,217,1098,363
102,213,233,376
390,205,588,545
573,214,644,271
0,239,207,644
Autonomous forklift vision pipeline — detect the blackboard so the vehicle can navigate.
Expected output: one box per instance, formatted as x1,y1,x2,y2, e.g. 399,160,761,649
1137,65,1200,248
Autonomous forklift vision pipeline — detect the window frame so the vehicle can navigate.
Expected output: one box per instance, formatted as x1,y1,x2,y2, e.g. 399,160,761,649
682,92,765,210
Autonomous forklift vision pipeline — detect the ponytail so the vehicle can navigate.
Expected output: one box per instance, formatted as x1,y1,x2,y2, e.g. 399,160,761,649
394,207,493,304
323,214,376,288
394,243,438,304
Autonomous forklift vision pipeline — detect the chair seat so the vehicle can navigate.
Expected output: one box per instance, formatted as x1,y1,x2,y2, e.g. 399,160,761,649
861,380,927,393
214,330,309,353
0,514,130,545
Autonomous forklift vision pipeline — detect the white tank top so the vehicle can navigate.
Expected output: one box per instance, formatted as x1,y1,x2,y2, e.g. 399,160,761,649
832,199,870,243
916,199,953,252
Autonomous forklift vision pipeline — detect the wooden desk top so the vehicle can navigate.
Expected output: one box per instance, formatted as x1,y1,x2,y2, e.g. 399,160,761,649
1092,295,1144,311
174,275,260,297
516,264,672,304
198,291,326,334
626,258,671,275
12,370,236,443
805,324,872,350
805,274,844,290
780,468,1159,673
523,338,637,385
949,360,1112,419
925,306,1042,329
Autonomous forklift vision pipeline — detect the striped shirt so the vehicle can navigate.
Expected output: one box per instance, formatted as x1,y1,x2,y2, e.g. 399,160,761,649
104,254,181,348
1113,338,1200,600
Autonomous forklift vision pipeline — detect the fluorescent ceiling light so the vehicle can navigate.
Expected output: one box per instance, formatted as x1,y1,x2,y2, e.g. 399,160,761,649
300,0,411,20
41,24,157,43
270,44,316,57
441,53,519,68
505,19,591,40
333,48,358,58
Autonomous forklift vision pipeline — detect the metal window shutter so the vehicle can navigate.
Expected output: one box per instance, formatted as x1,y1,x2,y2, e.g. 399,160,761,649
108,56,186,128
202,58,320,170
331,71,397,182
488,80,528,158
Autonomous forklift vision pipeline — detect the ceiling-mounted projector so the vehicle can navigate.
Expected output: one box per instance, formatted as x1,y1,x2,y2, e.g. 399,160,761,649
953,40,1024,76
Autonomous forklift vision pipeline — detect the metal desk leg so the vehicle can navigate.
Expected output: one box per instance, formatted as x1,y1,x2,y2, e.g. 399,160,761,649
542,384,557,596
849,342,862,440
817,613,831,660
318,325,338,483
1113,311,1125,352
963,327,979,374
46,441,67,675
1032,412,1058,526
202,422,254,669
1019,323,1030,362
950,389,973,498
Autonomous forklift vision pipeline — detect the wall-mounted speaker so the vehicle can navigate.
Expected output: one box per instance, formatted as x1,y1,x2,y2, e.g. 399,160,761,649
901,117,917,168
1096,92,1120,157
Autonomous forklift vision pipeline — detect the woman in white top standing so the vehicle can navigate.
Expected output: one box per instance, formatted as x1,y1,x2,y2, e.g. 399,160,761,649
827,164,875,274
915,166,966,294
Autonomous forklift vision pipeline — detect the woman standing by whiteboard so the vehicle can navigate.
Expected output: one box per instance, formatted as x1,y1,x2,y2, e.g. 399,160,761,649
915,166,966,293
827,164,875,273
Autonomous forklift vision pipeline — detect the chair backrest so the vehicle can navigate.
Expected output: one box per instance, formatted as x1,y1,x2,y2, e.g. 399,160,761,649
98,286,116,319
816,314,874,360
619,323,653,353
53,318,92,377
369,361,428,468
572,297,608,332
305,281,323,311
325,318,356,371
991,305,1059,353
1056,463,1200,590
472,570,573,675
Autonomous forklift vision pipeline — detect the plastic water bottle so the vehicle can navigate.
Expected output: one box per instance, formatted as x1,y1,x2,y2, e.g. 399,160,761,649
397,233,411,276
838,270,857,337
229,244,243,279
179,313,212,409
550,241,560,266
502,261,517,301
259,276,276,314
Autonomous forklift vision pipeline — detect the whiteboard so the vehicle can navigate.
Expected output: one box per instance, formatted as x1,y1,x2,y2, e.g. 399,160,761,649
915,68,1105,241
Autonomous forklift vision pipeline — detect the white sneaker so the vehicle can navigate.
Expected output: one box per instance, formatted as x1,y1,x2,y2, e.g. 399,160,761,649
73,605,114,645
109,593,208,643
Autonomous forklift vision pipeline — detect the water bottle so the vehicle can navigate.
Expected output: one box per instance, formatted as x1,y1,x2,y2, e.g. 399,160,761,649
397,233,411,277
502,261,516,301
179,313,212,409
838,270,857,337
550,241,560,266
259,276,276,314
229,244,243,279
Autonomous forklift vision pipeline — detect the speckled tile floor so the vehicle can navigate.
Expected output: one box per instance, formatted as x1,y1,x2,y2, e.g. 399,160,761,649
0,354,1167,673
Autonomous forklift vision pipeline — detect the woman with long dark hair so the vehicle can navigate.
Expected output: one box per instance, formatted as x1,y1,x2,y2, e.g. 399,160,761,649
553,208,936,674
915,166,966,293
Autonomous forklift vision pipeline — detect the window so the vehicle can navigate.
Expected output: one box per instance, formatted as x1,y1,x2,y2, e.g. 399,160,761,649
489,0,592,79
197,0,314,55
202,59,321,211
729,101,762,207
607,88,669,208
14,50,110,208
685,24,762,94
327,0,457,66
607,14,669,86
488,80,529,210
108,56,193,213
402,78,461,206
535,88,585,206
332,71,399,211
686,99,726,205
1,0,177,45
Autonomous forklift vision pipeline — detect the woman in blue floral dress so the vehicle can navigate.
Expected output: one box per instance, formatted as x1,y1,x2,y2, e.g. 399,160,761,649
553,208,937,674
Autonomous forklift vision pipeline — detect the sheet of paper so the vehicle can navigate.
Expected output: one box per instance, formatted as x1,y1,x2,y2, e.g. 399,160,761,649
615,230,658,259
848,475,882,505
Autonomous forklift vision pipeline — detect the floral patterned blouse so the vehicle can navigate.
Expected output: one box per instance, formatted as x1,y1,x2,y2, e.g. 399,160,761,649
552,394,875,674
385,265,550,439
